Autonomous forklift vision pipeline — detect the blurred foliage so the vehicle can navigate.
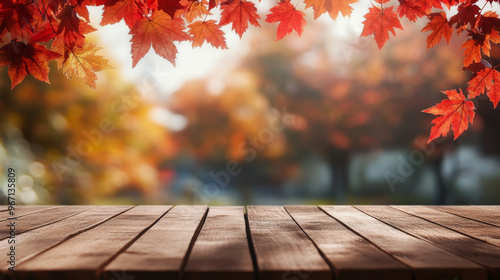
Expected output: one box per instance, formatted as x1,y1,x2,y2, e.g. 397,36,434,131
0,61,175,204
1,20,499,205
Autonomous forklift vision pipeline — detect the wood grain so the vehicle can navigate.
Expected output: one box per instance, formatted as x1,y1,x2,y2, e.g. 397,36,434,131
0,206,92,240
103,205,207,280
2,205,497,280
0,206,60,221
286,206,411,280
0,206,132,272
430,206,500,227
184,206,254,280
10,206,170,280
393,206,500,248
358,205,500,279
320,206,486,280
247,206,331,280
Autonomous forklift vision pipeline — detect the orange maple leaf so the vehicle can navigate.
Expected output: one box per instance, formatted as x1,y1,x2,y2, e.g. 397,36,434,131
219,0,261,38
421,12,453,48
52,40,112,88
182,0,209,23
467,67,500,107
188,20,228,48
0,41,61,89
423,89,475,142
303,0,358,20
361,6,403,49
129,10,191,67
461,36,483,67
265,2,306,41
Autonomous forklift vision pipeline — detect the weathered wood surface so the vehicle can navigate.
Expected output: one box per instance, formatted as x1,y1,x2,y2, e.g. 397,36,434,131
184,206,253,280
247,206,331,280
104,205,205,280
321,206,485,280
0,205,498,280
286,206,412,280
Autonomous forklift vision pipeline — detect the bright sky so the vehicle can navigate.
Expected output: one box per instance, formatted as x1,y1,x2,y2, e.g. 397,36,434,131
88,6,253,97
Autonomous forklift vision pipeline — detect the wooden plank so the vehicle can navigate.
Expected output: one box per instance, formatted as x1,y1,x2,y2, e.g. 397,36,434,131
358,205,500,278
0,206,133,272
393,206,500,248
103,205,207,280
0,206,92,240
0,206,60,221
247,206,331,280
184,206,254,280
285,206,411,280
10,206,170,280
320,206,486,280
430,206,500,227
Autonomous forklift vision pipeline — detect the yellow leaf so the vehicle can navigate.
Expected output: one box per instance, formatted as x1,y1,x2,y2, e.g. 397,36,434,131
52,40,112,88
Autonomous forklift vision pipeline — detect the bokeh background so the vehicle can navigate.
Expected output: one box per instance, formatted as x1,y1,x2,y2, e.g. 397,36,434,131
1,2,500,205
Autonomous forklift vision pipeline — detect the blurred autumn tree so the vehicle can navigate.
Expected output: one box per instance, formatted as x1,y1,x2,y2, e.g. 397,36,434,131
0,59,176,204
167,21,491,203
244,23,471,203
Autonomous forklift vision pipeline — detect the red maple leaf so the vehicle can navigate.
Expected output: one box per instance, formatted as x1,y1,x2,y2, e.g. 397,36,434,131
440,0,461,9
33,0,67,17
157,0,186,19
265,2,306,41
129,10,191,67
397,0,429,22
477,11,500,35
188,20,227,48
303,0,358,20
66,0,93,21
423,89,475,142
421,12,453,48
0,40,61,88
100,0,145,28
30,19,59,43
361,5,403,49
0,0,36,40
475,12,500,57
467,67,500,107
145,0,159,10
208,0,219,10
449,1,480,32
461,36,482,67
463,59,489,72
219,0,260,38
56,5,96,48
181,0,209,23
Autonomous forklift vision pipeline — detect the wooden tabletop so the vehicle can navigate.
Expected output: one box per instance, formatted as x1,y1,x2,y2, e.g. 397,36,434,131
1,205,499,280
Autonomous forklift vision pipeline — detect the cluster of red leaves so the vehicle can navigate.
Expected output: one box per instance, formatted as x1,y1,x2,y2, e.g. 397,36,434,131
419,2,500,142
0,0,499,141
0,0,111,88
355,0,499,142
